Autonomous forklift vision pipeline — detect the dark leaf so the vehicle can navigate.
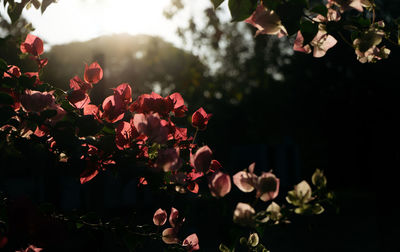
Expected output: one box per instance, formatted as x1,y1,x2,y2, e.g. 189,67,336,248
7,1,27,24
30,0,41,9
300,20,319,45
40,109,57,119
276,0,306,35
211,0,224,9
0,106,16,125
0,92,14,105
262,0,281,10
0,77,17,89
18,75,36,89
310,4,328,16
41,0,56,14
76,115,102,137
228,0,257,21
0,58,7,72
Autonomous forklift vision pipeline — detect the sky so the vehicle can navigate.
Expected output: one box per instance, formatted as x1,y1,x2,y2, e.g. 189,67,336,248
0,0,230,48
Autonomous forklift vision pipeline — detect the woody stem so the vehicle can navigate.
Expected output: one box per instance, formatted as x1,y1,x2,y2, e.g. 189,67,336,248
191,128,199,145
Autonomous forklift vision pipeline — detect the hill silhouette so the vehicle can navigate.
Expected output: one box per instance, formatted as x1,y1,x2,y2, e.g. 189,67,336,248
42,33,207,104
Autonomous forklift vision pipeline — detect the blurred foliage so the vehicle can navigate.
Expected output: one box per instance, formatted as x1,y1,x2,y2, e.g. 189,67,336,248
39,34,208,105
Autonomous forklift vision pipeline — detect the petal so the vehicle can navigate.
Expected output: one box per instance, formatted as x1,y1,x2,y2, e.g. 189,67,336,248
153,208,167,226
183,233,200,251
209,171,231,198
233,171,255,193
162,228,179,244
192,146,213,173
84,62,103,84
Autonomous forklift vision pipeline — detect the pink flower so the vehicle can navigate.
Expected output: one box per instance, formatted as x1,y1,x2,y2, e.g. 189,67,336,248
354,45,390,63
311,31,338,58
233,163,257,193
209,160,222,173
113,83,132,105
162,228,179,244
101,83,131,123
256,172,280,202
233,202,255,227
84,62,103,84
328,0,371,13
69,75,92,91
245,4,287,38
191,107,212,131
24,72,43,86
160,207,186,245
353,23,389,63
16,244,43,252
79,144,115,184
183,233,200,251
115,120,138,150
169,207,184,228
208,171,231,198
3,65,21,78
67,77,91,109
133,113,169,144
169,92,188,117
130,92,174,116
294,7,339,58
233,163,280,202
294,31,337,58
20,34,43,56
153,208,168,226
191,145,213,173
20,90,55,112
83,104,101,120
155,147,182,172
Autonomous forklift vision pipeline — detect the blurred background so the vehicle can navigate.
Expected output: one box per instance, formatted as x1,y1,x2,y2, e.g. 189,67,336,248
1,0,400,251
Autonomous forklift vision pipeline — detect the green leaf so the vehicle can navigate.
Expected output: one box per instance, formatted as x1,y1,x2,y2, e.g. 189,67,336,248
35,83,54,92
211,0,225,9
300,20,319,45
101,124,115,135
76,222,84,229
228,0,257,21
24,22,35,32
0,58,7,72
7,2,25,24
60,99,75,112
41,0,56,14
219,243,231,252
352,16,371,29
0,92,14,105
310,4,327,16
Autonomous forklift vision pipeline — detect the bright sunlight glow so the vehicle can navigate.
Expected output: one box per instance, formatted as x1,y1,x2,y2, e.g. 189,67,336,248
0,0,215,47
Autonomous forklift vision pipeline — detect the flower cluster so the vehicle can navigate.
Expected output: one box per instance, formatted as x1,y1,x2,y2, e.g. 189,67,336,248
1,34,233,200
153,208,200,251
232,0,393,63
